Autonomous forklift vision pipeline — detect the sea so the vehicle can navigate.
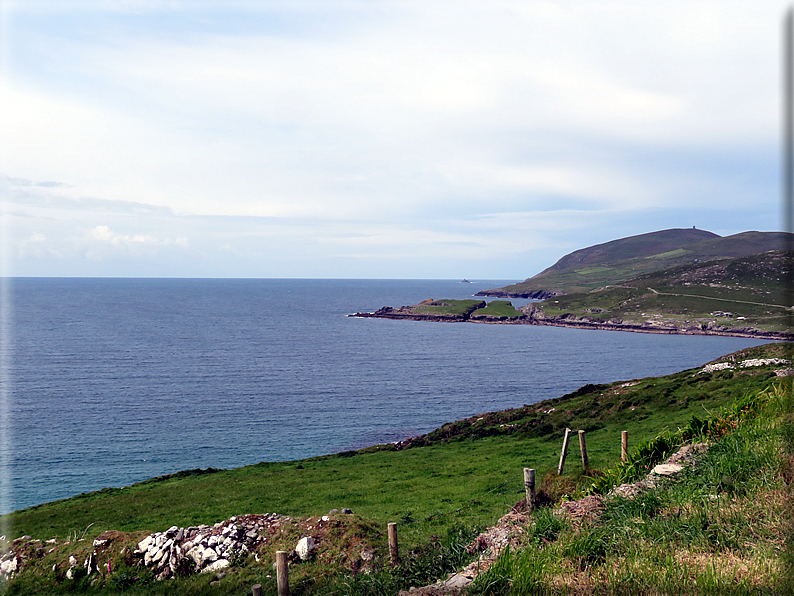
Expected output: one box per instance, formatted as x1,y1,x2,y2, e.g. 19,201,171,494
5,278,771,515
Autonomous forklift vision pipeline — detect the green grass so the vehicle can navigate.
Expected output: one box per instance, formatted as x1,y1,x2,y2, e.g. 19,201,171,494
0,344,789,594
414,299,484,316
473,382,787,594
471,301,523,319
646,248,690,259
4,346,785,546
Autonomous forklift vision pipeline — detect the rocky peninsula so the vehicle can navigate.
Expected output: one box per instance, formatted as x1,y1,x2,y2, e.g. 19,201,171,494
350,299,792,340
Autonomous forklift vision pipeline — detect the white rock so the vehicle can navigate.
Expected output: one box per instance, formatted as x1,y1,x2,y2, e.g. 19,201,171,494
296,536,317,561
202,547,218,564
740,358,790,367
137,535,153,552
652,463,684,476
700,362,733,374
202,559,230,574
152,548,167,565
66,569,73,580
68,556,78,567
187,546,203,566
443,573,472,588
1,558,17,575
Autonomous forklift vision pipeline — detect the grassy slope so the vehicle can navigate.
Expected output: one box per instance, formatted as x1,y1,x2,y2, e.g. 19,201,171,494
482,230,792,297
475,382,788,595
414,299,484,316
538,251,792,334
4,345,788,550
471,301,523,319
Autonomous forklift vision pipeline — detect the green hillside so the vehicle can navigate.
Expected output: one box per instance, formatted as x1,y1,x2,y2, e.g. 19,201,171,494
535,250,792,336
479,229,793,298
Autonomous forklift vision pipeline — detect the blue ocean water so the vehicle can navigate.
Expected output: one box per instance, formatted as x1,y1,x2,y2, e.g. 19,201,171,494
7,278,769,514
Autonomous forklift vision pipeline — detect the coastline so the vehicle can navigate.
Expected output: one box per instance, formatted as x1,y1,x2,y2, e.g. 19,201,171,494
350,304,792,341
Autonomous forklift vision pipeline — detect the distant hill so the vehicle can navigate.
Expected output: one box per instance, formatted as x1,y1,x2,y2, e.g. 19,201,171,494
478,229,794,298
543,228,718,272
525,250,792,338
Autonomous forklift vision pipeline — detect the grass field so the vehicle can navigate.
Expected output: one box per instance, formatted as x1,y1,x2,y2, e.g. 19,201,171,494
0,343,789,594
471,301,523,319
414,299,485,317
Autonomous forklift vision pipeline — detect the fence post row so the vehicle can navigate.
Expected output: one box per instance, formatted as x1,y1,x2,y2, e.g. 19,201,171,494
523,468,536,511
276,550,289,596
252,584,263,596
388,522,399,563
557,428,572,475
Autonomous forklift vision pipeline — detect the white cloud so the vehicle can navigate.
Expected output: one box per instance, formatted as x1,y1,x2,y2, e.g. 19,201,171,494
1,0,785,277
88,225,188,251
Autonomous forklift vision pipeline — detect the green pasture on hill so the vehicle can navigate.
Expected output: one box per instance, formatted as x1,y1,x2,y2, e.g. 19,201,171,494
471,300,523,318
3,344,787,551
414,299,483,316
541,281,790,333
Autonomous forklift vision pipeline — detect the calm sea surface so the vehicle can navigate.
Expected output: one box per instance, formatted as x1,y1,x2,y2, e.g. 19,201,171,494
7,278,769,514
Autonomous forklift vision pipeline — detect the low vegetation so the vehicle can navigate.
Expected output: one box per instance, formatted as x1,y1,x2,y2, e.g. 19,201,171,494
536,250,792,335
0,343,790,594
414,300,485,317
471,301,523,319
473,382,790,595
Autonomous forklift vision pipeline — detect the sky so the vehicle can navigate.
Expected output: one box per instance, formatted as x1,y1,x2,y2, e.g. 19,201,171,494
0,0,787,280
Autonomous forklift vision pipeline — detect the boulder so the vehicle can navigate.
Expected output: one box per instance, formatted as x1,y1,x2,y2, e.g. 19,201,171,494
0,558,17,575
202,559,230,574
295,536,317,561
652,463,684,476
136,535,153,553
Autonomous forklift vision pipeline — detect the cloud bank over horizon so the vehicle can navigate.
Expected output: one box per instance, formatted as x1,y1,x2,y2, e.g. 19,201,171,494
0,1,785,279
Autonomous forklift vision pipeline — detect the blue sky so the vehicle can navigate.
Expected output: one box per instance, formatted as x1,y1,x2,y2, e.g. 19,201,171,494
0,0,786,279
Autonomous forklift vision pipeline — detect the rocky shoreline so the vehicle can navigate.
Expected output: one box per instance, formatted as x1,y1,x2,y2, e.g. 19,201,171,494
350,302,792,340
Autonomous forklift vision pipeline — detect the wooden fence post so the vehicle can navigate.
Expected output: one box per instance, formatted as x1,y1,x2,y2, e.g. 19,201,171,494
621,431,629,463
558,428,572,475
276,551,289,596
523,468,536,511
252,584,263,596
578,430,589,470
388,522,399,563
